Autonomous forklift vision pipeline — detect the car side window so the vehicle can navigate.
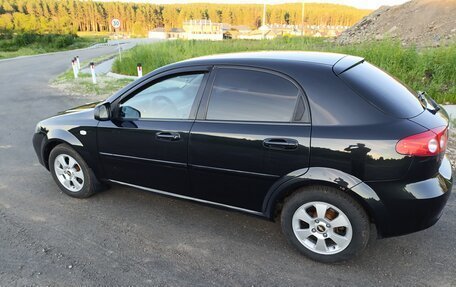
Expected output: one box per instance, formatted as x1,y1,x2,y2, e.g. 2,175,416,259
206,68,300,122
120,73,204,120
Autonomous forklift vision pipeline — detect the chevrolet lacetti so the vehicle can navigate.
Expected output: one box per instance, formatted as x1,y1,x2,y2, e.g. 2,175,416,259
33,52,453,262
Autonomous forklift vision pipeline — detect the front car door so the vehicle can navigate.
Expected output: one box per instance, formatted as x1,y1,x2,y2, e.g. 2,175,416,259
188,67,311,212
97,68,209,195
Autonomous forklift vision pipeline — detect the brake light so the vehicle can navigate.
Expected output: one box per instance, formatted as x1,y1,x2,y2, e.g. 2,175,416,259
396,126,448,156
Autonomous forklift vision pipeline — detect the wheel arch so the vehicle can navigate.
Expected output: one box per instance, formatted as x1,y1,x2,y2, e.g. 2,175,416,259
42,129,84,170
263,167,382,227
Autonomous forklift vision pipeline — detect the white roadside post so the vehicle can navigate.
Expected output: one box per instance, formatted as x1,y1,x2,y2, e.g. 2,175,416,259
74,57,79,76
76,56,81,70
137,63,143,78
111,19,122,61
71,59,78,79
90,62,97,84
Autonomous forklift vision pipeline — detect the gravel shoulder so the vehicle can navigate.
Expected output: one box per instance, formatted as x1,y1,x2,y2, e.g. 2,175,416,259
337,0,456,46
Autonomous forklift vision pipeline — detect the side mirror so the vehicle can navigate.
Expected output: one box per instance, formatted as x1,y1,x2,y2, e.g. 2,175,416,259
94,102,111,121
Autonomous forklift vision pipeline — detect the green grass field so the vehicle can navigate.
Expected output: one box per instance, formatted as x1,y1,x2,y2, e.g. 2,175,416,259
0,33,107,59
112,37,456,104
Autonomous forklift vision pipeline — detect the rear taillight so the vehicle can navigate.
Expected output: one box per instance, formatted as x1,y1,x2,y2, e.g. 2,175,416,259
396,126,448,157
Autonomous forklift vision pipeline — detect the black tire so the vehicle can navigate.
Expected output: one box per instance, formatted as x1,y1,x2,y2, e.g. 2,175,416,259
49,143,102,198
280,185,370,263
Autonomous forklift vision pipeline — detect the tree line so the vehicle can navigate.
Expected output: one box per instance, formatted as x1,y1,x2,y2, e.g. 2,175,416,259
0,0,371,35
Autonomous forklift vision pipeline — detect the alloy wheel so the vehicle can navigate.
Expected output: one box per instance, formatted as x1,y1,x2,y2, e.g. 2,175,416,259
53,154,85,192
292,201,353,255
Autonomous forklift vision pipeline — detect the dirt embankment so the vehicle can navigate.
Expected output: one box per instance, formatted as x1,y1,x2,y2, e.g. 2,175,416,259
337,0,456,47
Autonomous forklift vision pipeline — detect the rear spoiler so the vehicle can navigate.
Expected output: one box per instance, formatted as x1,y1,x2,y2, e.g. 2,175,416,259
333,56,364,75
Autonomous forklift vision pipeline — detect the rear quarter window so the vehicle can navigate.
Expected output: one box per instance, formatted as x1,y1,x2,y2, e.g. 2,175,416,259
339,62,424,119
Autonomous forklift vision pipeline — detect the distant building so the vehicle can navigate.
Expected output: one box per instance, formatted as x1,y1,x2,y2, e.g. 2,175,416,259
239,25,286,40
225,25,252,39
148,27,167,39
183,19,225,41
232,25,252,34
148,21,349,41
149,20,229,41
147,27,187,40
168,28,186,39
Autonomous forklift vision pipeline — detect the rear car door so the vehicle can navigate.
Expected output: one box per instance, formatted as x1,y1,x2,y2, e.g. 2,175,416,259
97,69,208,195
188,67,311,212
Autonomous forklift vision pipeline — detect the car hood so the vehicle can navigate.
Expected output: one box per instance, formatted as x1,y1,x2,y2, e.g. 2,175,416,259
37,101,102,132
57,101,102,115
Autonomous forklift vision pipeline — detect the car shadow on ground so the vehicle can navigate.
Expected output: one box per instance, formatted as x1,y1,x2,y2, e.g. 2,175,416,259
86,183,455,268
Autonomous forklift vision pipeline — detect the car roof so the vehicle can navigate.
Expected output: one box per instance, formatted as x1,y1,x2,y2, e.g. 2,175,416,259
106,51,364,103
180,51,348,66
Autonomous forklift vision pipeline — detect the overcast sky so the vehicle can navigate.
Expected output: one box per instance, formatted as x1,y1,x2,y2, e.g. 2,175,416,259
115,0,411,10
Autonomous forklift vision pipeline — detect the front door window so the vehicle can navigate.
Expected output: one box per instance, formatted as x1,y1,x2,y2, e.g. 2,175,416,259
120,73,204,120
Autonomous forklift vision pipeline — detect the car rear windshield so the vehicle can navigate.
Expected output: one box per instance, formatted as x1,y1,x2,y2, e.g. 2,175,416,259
339,62,424,119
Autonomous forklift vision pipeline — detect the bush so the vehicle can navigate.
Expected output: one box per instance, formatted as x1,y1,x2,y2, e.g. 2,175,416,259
0,30,13,40
48,34,77,48
13,32,38,46
0,32,92,52
0,32,106,59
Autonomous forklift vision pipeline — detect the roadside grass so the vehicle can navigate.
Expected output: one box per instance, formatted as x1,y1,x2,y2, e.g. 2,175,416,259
0,33,107,59
52,68,133,99
112,37,456,104
51,51,135,99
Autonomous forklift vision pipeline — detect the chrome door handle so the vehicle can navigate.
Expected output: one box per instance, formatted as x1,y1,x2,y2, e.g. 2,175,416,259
156,131,181,141
263,138,298,150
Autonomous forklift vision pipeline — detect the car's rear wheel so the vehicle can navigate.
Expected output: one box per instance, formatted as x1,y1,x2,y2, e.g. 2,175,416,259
49,143,101,198
281,185,370,263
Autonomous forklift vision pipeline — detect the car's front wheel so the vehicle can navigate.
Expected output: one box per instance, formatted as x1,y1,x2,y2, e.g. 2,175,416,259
281,185,370,263
49,143,101,198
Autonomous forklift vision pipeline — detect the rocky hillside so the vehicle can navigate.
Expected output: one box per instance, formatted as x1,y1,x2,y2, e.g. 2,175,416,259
337,0,456,46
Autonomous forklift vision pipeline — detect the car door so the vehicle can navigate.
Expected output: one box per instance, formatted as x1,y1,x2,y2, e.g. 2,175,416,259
97,68,209,195
188,67,311,212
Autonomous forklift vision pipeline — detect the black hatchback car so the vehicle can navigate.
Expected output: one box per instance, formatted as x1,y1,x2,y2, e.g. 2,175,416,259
33,52,452,262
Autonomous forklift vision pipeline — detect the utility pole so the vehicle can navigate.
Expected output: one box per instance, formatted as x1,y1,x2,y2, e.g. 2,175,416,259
301,1,305,36
262,1,267,39
263,2,266,27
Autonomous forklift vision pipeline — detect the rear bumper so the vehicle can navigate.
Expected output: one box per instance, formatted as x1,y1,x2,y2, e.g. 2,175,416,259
366,156,453,238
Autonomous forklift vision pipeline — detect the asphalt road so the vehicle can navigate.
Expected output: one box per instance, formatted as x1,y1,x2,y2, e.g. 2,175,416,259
0,45,455,286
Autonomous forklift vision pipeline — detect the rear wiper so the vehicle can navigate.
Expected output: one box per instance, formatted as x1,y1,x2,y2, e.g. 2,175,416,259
416,91,427,106
418,91,440,114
